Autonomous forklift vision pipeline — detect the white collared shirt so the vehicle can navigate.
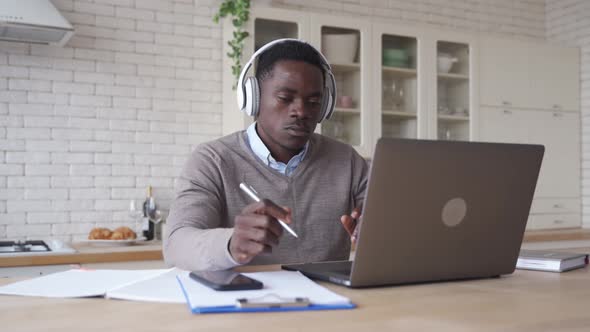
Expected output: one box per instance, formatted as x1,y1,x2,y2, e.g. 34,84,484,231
246,122,309,176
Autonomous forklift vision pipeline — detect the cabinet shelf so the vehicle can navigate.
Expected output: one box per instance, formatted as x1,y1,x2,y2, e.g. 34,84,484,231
438,72,469,80
438,114,469,121
382,66,417,78
331,63,360,72
382,110,417,118
334,107,360,114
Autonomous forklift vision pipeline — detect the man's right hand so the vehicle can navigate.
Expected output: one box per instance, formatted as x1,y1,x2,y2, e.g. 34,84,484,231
229,199,292,264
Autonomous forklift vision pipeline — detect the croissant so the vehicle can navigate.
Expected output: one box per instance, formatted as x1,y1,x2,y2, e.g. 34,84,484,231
88,227,112,240
111,226,137,240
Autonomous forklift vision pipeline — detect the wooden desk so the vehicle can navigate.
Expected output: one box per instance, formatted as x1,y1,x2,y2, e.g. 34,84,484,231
1,250,589,331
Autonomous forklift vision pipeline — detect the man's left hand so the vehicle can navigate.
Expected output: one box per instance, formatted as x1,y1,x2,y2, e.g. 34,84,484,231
340,207,361,244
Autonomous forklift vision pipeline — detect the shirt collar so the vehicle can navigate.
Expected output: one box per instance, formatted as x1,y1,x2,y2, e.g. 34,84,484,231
246,122,309,176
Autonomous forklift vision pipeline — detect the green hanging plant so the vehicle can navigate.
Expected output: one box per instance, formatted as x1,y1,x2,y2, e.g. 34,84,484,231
213,0,250,89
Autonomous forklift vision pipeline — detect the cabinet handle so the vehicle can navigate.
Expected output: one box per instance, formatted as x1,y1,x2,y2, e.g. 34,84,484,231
553,219,565,224
553,204,563,209
552,112,563,117
503,109,512,115
552,104,561,110
502,101,512,106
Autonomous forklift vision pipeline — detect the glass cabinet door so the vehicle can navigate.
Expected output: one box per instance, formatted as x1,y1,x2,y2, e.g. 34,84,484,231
379,34,418,139
254,18,299,51
319,26,362,146
222,8,309,135
311,15,371,157
435,41,471,141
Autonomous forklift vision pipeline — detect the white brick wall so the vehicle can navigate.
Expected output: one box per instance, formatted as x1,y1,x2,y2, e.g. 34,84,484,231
0,0,223,240
546,0,590,228
0,0,549,241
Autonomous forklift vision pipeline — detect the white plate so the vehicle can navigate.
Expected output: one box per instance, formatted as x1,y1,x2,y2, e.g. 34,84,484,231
81,238,147,246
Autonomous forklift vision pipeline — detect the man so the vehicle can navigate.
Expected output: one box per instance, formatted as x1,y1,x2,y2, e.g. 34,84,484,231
164,40,368,271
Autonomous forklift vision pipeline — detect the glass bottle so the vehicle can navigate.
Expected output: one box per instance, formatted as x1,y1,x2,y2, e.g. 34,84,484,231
142,186,156,240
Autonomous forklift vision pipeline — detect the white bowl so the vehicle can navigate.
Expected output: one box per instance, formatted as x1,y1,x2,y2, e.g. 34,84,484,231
322,33,358,64
437,54,458,73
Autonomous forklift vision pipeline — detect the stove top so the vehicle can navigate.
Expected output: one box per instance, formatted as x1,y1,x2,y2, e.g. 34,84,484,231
0,240,52,254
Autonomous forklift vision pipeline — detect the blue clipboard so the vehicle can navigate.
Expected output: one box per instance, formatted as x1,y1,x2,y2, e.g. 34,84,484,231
176,274,356,314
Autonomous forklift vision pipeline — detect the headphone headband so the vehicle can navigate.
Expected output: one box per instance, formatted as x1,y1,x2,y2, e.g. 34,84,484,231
236,38,336,122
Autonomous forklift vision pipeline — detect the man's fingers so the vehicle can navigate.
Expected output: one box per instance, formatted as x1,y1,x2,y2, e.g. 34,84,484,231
233,239,266,262
231,199,293,263
243,199,292,224
340,215,355,236
236,214,283,238
341,207,362,242
244,226,280,247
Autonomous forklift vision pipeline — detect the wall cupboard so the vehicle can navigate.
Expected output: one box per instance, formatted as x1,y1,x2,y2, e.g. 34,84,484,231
222,8,581,230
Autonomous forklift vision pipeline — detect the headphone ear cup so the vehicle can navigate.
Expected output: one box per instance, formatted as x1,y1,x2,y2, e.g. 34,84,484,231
318,86,331,123
243,77,260,117
250,77,260,118
319,68,336,123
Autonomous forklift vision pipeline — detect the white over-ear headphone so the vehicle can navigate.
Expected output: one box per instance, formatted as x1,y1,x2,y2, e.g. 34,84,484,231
236,38,336,123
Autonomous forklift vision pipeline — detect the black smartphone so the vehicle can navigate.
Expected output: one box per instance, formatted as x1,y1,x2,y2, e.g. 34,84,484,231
189,270,263,291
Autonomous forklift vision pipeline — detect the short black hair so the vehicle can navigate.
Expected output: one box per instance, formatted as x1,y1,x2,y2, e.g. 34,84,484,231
255,40,325,83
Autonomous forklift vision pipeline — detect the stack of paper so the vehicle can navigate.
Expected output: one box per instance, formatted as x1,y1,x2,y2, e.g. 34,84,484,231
177,270,354,314
0,268,182,301
0,268,355,314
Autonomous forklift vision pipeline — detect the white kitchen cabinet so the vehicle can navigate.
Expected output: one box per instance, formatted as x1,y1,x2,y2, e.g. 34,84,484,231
480,36,580,112
221,9,580,219
530,198,580,214
221,8,309,136
479,106,581,229
310,14,373,157
478,107,530,144
528,43,580,111
372,23,478,147
528,214,580,230
479,34,581,230
480,37,529,108
432,31,478,142
528,110,580,199
528,198,580,229
223,8,480,158
479,107,580,199
222,8,374,156
372,23,426,142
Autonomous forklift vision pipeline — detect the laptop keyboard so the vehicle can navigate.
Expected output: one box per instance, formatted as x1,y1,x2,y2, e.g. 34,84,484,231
300,260,352,276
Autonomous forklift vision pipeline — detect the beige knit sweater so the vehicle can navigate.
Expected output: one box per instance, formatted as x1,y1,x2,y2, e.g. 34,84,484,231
164,131,368,271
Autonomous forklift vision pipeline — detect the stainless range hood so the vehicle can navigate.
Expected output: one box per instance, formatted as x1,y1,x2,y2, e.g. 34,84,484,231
0,0,74,46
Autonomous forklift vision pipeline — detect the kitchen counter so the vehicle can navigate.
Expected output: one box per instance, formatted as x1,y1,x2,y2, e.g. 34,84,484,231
0,241,163,268
1,228,588,269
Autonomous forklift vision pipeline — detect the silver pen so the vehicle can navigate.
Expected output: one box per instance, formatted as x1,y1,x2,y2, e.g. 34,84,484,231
239,182,299,238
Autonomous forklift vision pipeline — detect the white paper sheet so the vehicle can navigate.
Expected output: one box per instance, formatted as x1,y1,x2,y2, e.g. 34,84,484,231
0,269,170,298
178,270,351,308
107,269,186,303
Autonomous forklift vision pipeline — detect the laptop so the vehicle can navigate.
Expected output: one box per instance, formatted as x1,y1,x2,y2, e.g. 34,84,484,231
283,138,544,287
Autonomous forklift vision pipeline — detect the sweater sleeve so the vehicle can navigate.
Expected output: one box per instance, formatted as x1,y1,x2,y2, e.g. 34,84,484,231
163,145,240,271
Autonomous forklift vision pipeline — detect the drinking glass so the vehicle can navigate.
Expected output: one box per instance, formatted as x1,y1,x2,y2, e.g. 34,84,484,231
128,200,143,234
150,210,167,241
